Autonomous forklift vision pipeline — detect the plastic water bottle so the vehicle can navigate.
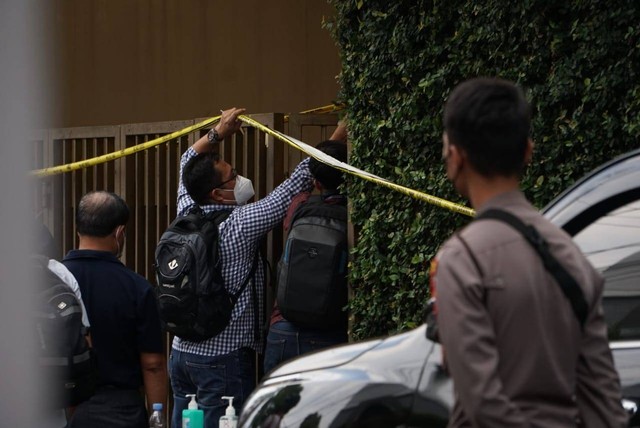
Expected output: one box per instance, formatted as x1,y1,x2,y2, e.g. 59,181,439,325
149,403,165,428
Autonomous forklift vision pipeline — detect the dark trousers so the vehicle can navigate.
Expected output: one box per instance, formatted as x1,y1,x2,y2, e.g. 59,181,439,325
66,386,147,428
263,319,348,374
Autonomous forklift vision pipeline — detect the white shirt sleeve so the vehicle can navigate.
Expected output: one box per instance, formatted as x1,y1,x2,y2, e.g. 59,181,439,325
47,259,90,328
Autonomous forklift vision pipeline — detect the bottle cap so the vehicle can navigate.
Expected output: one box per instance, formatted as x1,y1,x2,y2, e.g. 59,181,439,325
222,396,236,416
186,394,198,410
152,403,163,411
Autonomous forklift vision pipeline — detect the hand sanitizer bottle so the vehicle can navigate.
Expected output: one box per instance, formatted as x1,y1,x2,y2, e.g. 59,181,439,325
182,394,203,428
219,396,238,428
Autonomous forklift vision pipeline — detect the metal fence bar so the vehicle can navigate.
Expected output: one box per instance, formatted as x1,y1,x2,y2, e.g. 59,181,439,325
43,126,121,258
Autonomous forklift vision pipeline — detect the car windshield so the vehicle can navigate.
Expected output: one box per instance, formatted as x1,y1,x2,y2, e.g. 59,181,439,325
573,200,640,342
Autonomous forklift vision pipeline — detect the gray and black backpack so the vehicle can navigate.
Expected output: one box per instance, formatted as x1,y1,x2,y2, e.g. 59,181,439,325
33,255,96,408
277,195,348,329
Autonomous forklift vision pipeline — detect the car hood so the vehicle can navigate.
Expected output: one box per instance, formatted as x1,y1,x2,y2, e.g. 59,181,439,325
266,336,384,378
240,326,436,427
267,325,431,379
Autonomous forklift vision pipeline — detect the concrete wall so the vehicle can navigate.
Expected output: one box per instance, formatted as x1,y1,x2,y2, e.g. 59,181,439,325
48,0,342,128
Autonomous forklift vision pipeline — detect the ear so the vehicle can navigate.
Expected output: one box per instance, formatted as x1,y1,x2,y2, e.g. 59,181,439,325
448,143,464,169
524,138,534,165
314,179,322,191
441,133,450,160
210,188,225,203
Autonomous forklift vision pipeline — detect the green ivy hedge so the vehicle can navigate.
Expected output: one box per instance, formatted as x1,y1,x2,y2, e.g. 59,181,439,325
326,0,640,340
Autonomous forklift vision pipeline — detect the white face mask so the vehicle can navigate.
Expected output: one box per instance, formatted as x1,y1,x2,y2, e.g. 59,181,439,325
220,174,255,205
233,175,255,205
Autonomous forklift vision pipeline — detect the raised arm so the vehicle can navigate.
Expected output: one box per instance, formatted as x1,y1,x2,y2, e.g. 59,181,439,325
177,107,246,214
330,120,348,143
191,107,246,154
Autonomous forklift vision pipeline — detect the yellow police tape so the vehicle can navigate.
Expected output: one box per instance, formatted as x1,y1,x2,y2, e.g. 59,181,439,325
238,115,475,217
29,104,344,177
298,103,346,115
284,103,345,122
30,111,474,217
30,116,221,178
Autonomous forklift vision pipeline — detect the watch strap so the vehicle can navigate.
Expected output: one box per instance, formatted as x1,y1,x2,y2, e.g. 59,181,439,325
207,128,223,143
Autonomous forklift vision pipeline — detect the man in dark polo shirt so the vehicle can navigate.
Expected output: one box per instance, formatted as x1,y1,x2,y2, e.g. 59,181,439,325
63,191,167,428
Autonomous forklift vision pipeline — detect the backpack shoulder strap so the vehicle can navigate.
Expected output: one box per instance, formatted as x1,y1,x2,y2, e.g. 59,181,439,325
475,208,588,329
205,209,232,226
234,250,261,341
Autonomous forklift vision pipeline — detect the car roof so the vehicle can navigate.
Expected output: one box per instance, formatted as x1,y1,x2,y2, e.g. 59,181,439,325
542,148,640,236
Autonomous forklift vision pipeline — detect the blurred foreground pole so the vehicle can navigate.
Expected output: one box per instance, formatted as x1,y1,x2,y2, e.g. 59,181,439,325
0,1,50,426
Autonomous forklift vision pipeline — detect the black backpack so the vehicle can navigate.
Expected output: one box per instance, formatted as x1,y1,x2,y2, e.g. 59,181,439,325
277,195,348,329
33,255,97,408
154,207,256,341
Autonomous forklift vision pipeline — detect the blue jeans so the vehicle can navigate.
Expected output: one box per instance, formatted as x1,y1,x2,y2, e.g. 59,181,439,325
263,320,348,374
169,347,255,428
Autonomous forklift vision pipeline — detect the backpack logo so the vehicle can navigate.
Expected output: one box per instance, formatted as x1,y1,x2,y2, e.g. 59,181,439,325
168,259,179,270
57,301,67,310
307,247,319,258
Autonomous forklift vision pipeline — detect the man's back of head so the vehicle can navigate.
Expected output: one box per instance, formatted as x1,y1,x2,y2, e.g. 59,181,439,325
182,152,223,205
76,191,129,237
309,140,347,191
444,77,531,178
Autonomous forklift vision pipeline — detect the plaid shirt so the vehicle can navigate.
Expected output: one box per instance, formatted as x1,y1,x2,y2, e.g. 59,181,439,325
172,146,313,356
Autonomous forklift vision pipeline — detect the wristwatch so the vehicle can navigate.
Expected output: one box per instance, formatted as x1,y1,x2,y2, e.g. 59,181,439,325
207,128,223,144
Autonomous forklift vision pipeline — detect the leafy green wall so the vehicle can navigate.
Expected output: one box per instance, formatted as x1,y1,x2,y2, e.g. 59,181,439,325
326,1,640,340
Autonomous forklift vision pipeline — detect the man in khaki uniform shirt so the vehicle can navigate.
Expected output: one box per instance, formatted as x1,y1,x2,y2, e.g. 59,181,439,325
433,78,627,427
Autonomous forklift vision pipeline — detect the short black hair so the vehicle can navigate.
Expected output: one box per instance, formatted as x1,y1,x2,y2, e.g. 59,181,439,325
309,140,347,190
76,191,129,237
182,152,223,205
444,77,531,177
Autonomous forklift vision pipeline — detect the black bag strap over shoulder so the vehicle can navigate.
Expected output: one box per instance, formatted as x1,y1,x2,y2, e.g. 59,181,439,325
247,252,260,342
476,209,588,329
195,204,259,327
201,205,256,302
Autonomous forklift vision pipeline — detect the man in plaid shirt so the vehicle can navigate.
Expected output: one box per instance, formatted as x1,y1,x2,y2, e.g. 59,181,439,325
169,108,315,428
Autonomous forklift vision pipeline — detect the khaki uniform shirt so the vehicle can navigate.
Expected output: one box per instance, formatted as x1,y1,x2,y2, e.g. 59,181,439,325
434,191,627,427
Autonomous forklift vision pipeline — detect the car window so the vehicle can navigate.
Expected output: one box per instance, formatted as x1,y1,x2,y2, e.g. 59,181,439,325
573,200,640,342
